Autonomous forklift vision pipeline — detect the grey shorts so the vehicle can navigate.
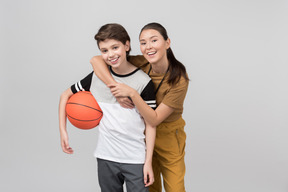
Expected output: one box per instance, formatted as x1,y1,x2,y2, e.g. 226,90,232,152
97,158,149,192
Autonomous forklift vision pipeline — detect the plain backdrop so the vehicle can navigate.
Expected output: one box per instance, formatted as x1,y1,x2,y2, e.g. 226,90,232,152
1,0,288,192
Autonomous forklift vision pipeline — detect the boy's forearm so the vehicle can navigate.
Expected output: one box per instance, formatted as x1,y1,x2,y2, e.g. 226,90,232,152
90,56,116,85
59,88,73,134
144,122,156,163
59,96,68,135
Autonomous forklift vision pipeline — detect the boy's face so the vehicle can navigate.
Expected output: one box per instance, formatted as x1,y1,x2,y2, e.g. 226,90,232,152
98,39,130,69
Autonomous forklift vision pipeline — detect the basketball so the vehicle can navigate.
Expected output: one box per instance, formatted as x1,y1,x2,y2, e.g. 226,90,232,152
66,91,103,129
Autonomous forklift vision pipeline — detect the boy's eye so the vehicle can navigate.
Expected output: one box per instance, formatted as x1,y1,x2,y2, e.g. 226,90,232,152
113,46,119,50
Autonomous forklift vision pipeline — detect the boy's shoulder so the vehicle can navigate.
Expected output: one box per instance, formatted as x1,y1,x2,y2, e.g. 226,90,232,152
133,68,152,82
112,68,152,94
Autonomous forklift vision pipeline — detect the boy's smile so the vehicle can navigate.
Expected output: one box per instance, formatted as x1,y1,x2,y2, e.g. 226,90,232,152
108,56,120,64
99,39,131,74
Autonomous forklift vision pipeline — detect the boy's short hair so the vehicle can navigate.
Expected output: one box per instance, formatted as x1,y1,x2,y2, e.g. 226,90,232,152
94,23,131,56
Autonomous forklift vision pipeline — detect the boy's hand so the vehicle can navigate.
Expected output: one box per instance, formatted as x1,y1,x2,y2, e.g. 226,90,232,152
60,132,74,154
116,97,134,109
108,83,136,109
143,161,154,187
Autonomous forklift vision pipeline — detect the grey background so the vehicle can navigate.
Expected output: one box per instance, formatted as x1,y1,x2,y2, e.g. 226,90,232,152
1,0,287,192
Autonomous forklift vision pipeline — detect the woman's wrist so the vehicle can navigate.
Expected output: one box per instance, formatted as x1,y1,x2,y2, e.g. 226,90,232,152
129,89,138,99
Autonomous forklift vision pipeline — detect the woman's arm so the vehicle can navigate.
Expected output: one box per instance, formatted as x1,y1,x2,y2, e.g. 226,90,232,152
108,83,174,127
90,56,116,84
130,90,174,127
59,88,74,154
143,121,156,187
109,76,188,126
90,56,134,108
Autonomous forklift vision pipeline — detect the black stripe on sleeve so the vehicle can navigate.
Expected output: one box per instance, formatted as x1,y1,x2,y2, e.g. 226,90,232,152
140,80,157,110
70,71,94,94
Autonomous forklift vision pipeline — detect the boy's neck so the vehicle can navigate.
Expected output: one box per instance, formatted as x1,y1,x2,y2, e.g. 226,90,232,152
111,60,137,75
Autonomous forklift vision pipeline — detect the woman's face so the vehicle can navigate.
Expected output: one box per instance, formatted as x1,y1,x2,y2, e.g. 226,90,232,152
139,29,170,65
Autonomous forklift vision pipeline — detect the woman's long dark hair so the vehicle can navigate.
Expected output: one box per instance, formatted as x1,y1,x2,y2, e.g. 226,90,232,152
140,22,189,85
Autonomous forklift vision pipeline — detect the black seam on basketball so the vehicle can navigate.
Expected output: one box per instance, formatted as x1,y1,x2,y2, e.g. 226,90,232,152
67,102,103,113
67,114,103,122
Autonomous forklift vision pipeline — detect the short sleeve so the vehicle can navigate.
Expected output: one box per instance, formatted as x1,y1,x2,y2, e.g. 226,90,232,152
140,80,156,110
70,72,93,94
162,77,189,109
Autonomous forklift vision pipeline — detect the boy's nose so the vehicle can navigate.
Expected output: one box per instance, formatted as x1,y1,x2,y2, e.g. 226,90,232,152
108,50,115,57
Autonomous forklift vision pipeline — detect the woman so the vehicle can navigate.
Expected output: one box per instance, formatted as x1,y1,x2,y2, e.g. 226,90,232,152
90,22,189,192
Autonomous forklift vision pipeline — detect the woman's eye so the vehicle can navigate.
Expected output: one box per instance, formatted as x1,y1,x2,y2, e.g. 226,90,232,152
152,39,157,43
140,42,146,45
101,50,107,53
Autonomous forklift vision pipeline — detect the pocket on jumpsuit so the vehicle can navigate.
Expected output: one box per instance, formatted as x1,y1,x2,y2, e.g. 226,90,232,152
176,129,181,154
175,128,186,155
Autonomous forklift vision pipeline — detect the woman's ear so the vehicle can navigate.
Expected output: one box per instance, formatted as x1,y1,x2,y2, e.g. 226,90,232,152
166,38,171,50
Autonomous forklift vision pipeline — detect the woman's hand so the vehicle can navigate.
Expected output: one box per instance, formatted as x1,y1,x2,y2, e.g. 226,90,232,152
108,83,137,98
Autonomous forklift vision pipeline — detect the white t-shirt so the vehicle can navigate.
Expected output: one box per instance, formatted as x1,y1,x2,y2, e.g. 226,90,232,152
71,67,156,164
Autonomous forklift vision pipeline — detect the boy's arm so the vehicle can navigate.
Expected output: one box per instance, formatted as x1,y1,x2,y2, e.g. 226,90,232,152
143,121,156,187
59,88,74,154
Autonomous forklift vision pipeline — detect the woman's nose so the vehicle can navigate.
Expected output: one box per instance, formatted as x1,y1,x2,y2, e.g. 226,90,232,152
146,42,152,49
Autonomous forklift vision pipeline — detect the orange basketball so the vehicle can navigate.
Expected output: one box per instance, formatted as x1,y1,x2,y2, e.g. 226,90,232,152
66,91,103,130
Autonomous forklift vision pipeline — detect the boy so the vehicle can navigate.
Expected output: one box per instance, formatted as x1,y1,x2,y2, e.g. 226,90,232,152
59,24,156,192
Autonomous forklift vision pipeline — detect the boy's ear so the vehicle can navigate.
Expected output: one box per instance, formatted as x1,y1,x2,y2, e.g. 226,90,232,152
125,41,130,51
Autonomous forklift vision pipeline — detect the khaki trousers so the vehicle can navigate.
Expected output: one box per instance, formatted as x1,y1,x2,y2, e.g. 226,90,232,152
149,117,186,192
